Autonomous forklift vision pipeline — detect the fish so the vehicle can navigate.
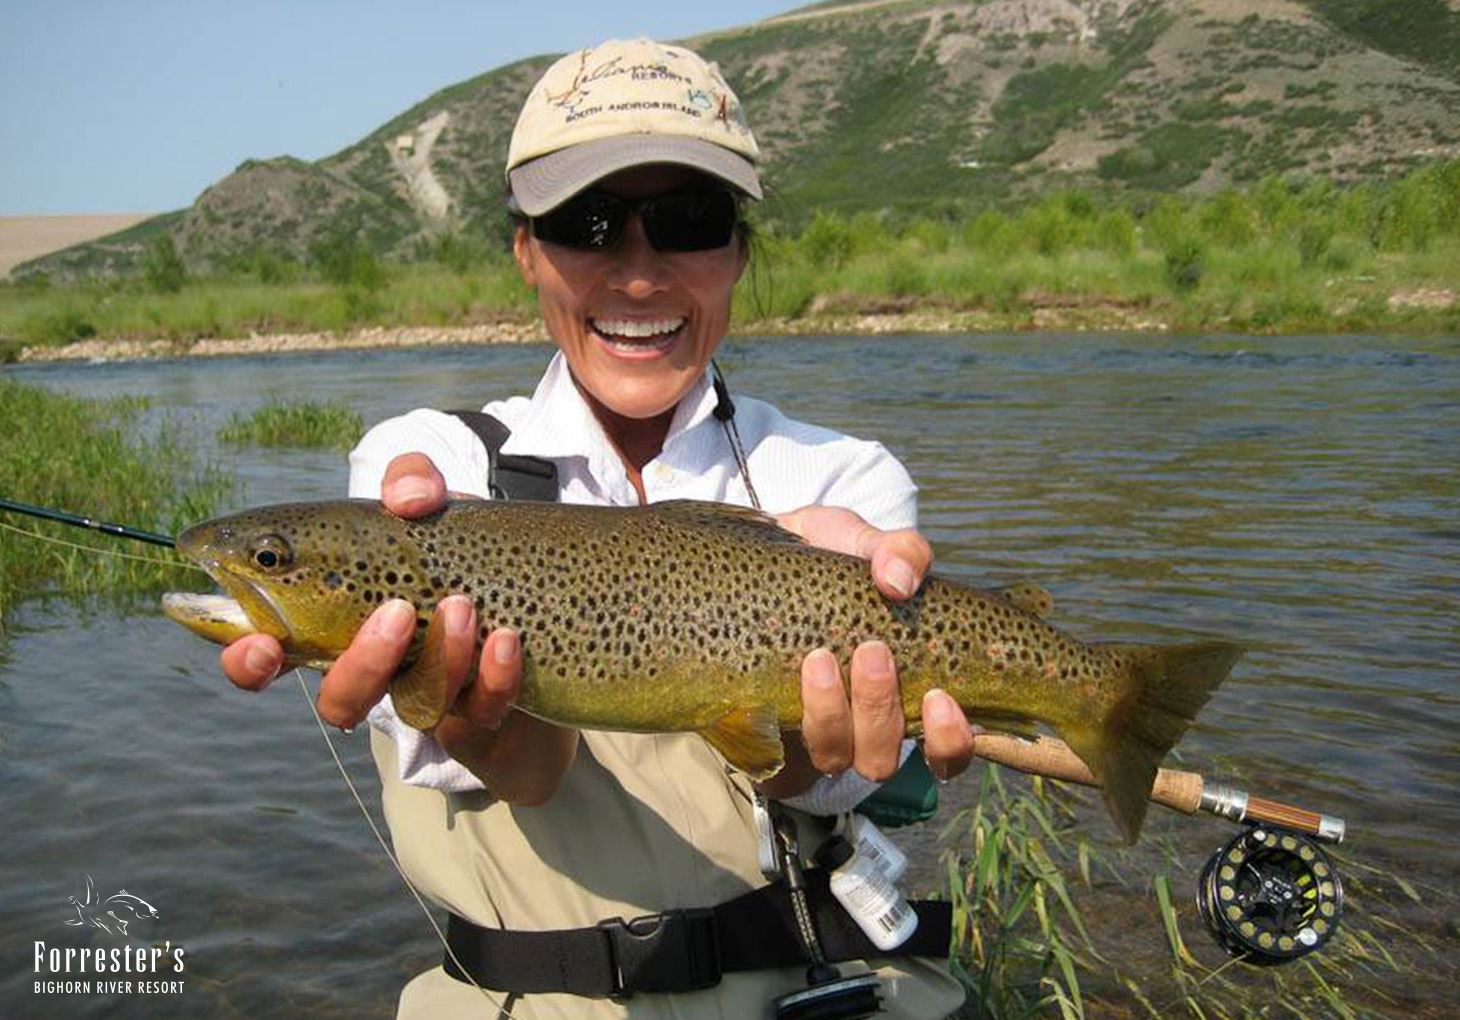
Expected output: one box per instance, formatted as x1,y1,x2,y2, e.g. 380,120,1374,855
162,498,1242,842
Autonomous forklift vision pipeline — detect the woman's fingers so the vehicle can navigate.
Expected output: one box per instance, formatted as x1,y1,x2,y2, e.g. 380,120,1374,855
798,641,907,783
220,633,284,691
799,649,853,775
921,689,976,782
316,599,417,728
849,641,905,781
382,453,448,517
775,505,932,601
866,529,932,601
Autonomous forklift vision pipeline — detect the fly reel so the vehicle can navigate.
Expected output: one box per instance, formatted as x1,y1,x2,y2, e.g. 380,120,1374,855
1196,825,1343,965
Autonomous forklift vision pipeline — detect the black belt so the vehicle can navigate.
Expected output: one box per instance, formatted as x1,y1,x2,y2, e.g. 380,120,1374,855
442,869,952,999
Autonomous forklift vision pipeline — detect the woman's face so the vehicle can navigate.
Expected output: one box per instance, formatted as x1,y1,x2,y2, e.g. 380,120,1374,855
512,165,747,422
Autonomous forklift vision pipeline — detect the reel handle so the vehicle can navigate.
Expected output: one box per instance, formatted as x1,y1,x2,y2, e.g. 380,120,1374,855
969,734,1344,843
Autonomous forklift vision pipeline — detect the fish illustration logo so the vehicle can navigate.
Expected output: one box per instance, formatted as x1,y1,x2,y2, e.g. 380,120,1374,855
65,875,159,935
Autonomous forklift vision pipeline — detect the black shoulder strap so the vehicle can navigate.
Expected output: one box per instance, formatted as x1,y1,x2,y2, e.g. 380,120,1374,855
447,410,559,502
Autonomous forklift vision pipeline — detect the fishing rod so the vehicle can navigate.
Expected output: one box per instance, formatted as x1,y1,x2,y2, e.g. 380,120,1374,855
0,495,1348,967
0,497,176,548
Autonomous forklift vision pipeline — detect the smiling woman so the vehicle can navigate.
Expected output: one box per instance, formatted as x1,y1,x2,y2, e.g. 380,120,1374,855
217,37,972,1020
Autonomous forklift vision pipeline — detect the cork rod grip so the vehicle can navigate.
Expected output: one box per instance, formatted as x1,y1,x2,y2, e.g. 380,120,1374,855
1242,796,1325,833
970,733,1206,814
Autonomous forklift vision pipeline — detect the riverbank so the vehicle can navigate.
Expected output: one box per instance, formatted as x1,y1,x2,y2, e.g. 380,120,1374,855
12,291,1456,364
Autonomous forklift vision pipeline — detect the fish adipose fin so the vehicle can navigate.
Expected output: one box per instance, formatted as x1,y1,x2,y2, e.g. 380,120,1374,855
700,704,785,780
1064,641,1243,844
999,582,1054,619
391,611,452,730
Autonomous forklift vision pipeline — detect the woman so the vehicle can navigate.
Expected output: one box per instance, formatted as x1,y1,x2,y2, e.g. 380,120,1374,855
222,38,974,1018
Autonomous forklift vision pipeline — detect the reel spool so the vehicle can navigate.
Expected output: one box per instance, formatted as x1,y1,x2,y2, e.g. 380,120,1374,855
1197,825,1343,965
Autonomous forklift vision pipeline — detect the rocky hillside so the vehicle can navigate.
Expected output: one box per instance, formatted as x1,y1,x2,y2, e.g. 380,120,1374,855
22,0,1460,280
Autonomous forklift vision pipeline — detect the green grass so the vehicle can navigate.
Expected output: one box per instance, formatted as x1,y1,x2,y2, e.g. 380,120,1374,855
941,766,1422,1019
218,399,365,453
4,159,1458,354
0,379,235,615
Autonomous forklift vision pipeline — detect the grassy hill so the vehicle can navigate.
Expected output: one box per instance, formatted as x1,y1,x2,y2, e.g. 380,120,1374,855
18,0,1460,280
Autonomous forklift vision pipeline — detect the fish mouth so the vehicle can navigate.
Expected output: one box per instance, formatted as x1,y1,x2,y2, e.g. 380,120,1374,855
162,556,293,646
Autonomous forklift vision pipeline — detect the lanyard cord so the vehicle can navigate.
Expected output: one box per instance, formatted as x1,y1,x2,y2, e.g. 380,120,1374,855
710,360,762,513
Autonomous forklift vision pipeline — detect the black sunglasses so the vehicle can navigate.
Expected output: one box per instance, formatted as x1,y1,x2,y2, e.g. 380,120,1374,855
530,189,740,253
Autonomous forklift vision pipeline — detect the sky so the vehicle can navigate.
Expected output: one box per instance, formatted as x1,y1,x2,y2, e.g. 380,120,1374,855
0,0,801,215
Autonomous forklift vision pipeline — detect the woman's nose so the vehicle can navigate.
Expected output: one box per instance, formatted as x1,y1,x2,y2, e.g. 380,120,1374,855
608,216,669,298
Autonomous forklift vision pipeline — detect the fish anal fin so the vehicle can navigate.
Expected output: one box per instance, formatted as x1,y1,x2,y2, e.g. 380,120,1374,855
700,704,785,780
1062,641,1243,844
391,612,453,730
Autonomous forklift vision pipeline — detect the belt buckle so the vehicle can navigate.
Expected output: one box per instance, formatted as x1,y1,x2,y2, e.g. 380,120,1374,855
596,908,721,998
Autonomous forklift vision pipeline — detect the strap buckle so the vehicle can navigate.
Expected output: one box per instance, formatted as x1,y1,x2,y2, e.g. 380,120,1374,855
596,908,721,998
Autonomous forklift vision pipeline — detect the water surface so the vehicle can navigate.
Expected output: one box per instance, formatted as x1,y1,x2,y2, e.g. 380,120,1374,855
2,333,1456,1016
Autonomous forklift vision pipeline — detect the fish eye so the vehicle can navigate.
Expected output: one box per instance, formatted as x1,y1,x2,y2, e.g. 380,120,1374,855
252,535,292,571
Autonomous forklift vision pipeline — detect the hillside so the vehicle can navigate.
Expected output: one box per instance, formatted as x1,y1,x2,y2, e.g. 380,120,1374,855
20,0,1460,280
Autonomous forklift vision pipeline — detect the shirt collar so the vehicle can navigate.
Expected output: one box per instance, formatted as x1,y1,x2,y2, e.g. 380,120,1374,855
498,351,722,465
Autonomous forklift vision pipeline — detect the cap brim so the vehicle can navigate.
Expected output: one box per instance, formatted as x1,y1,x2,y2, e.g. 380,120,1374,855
509,136,762,216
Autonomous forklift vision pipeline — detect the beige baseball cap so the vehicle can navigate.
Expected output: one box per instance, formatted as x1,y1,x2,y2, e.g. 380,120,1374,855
506,38,762,216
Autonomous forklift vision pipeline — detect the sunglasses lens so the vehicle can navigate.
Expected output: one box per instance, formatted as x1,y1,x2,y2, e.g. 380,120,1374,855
532,193,625,250
530,190,738,252
643,192,738,252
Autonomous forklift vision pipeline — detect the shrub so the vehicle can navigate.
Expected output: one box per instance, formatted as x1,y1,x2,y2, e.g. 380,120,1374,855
1164,237,1205,291
310,230,387,290
142,236,187,294
799,210,857,269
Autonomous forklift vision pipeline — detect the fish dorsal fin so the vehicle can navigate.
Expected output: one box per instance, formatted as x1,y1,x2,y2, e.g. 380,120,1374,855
647,500,805,545
699,704,785,780
999,582,1054,619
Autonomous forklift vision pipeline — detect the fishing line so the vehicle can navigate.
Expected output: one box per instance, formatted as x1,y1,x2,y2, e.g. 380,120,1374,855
0,517,204,571
292,668,521,1019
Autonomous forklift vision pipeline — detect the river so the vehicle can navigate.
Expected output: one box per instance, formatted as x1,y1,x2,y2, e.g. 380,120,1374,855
1,333,1456,1017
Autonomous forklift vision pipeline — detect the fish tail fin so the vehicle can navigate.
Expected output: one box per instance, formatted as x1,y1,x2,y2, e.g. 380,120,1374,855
1062,641,1243,844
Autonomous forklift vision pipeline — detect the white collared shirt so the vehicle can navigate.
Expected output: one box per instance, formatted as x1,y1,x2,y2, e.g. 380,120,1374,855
350,352,918,810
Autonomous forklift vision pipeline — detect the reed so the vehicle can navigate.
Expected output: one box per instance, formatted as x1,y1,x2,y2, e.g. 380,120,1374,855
218,398,364,453
941,767,1421,1019
0,379,234,615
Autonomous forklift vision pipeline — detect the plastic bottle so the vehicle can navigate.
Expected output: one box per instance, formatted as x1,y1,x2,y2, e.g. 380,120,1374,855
836,812,909,884
815,836,918,951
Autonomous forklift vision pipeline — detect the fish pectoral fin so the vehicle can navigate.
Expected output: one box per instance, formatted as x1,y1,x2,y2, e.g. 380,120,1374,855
700,705,785,780
391,611,452,731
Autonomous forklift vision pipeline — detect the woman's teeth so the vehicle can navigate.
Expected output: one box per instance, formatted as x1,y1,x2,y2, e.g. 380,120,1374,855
592,317,685,351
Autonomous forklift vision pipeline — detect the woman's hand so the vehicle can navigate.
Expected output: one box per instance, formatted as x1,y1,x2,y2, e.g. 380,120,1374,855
759,506,977,799
219,453,576,805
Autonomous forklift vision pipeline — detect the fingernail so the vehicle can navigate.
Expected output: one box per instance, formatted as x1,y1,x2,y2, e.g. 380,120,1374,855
443,598,472,639
862,641,893,680
392,477,435,510
245,643,279,679
373,599,416,641
494,630,518,665
807,649,838,689
924,689,955,726
886,558,917,599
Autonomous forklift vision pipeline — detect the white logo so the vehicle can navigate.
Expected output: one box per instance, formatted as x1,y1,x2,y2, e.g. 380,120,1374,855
65,875,160,935
34,875,186,998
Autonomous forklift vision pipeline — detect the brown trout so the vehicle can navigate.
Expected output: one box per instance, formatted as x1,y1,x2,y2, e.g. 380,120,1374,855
162,498,1242,842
